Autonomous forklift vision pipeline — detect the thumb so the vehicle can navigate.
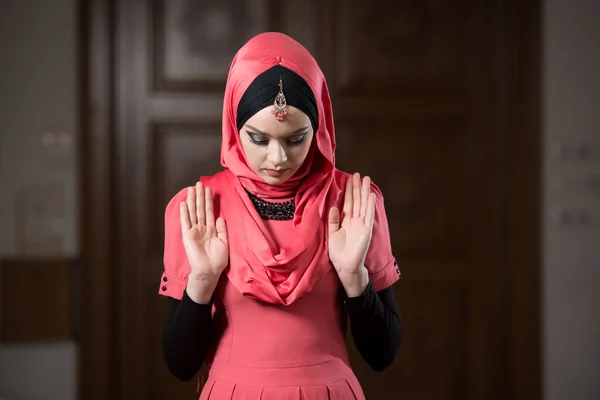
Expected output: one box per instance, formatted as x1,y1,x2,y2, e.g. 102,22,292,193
216,217,228,244
328,207,340,237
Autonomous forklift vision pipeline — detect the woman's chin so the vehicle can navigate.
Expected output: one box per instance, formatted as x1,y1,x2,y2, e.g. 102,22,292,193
260,174,288,185
258,169,293,185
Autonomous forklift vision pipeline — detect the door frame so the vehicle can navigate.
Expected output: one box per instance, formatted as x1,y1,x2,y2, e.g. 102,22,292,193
77,0,541,399
77,0,115,398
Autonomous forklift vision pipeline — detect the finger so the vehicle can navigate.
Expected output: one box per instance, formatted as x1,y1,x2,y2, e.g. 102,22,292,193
328,207,340,236
180,202,191,231
360,176,371,217
365,193,376,229
215,217,228,244
196,182,206,226
205,186,215,229
186,187,197,225
342,177,353,225
352,173,361,218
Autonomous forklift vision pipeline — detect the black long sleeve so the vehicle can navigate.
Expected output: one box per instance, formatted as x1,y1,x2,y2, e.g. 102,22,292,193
344,282,402,371
161,290,213,381
161,283,402,380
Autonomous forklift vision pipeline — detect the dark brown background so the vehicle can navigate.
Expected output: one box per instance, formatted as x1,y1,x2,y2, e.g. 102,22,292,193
77,0,541,399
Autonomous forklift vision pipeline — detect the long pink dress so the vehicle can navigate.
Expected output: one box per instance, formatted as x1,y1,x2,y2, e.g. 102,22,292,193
198,219,368,399
160,181,400,399
201,269,362,399
160,179,399,399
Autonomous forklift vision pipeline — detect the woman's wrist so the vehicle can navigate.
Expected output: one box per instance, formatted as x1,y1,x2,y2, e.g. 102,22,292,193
338,266,369,298
186,273,220,304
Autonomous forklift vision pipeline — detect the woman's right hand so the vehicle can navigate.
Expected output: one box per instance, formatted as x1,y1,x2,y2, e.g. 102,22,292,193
180,182,229,303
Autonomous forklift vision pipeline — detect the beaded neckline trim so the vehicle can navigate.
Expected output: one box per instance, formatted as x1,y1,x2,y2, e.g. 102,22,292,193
244,188,295,221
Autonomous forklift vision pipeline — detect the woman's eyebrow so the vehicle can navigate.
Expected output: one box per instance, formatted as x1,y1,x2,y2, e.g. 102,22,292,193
245,124,310,137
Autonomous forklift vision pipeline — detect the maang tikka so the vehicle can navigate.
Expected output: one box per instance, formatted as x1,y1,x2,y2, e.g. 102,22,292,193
272,76,288,121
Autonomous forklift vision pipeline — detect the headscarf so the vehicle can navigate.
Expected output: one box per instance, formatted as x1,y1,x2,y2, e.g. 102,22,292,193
220,32,335,202
160,32,399,305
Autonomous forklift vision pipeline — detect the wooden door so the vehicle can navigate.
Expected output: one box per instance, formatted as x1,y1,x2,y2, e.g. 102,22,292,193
81,0,541,399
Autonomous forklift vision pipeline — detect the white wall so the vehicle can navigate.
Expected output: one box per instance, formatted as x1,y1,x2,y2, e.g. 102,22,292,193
0,0,78,399
543,0,600,399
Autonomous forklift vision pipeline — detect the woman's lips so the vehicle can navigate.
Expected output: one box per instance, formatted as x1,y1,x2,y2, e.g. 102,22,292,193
265,169,287,177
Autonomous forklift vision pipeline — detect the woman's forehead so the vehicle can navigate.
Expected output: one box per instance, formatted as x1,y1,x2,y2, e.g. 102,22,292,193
244,106,311,137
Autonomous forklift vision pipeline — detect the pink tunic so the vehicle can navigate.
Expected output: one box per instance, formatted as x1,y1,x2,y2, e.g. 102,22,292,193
160,176,400,399
199,219,365,400
201,268,363,400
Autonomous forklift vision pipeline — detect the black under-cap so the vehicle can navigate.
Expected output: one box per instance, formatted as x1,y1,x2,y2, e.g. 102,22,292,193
236,65,318,132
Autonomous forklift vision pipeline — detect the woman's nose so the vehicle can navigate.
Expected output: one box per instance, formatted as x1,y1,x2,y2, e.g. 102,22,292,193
267,141,287,165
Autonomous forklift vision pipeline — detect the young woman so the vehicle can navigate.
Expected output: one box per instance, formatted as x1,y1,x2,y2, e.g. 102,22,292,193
159,32,402,400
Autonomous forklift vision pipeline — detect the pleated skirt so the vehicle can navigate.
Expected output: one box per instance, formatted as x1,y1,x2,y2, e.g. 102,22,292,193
199,359,364,400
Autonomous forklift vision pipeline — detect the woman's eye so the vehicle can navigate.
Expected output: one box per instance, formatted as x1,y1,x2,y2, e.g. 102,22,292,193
247,132,306,147
286,135,306,146
249,135,268,146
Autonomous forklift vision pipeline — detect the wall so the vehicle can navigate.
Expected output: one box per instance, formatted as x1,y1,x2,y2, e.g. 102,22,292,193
0,0,78,399
542,0,600,399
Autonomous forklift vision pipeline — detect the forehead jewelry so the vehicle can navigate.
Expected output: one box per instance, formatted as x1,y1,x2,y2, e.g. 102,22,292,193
272,77,288,121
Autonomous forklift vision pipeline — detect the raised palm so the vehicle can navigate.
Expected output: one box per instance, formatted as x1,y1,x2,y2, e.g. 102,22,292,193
328,173,376,274
180,182,229,279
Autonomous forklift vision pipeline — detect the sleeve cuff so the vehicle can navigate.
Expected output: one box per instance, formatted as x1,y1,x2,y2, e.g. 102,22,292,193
369,259,401,292
158,272,188,300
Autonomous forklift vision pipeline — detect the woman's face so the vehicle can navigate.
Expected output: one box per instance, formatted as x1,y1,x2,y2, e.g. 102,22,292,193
240,105,314,185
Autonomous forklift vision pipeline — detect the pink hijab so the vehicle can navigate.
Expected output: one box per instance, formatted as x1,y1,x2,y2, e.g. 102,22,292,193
161,32,398,305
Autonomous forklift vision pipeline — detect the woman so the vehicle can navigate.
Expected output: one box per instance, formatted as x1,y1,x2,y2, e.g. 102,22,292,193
159,32,402,399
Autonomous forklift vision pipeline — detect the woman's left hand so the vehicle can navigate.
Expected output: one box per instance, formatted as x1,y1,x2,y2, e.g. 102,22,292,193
328,173,376,297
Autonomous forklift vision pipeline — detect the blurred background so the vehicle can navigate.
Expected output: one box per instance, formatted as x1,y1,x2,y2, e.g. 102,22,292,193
0,0,598,399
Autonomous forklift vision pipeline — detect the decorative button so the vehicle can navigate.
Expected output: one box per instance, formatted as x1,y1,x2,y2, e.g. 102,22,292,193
161,286,167,291
393,261,397,266
163,276,168,282
396,268,400,274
